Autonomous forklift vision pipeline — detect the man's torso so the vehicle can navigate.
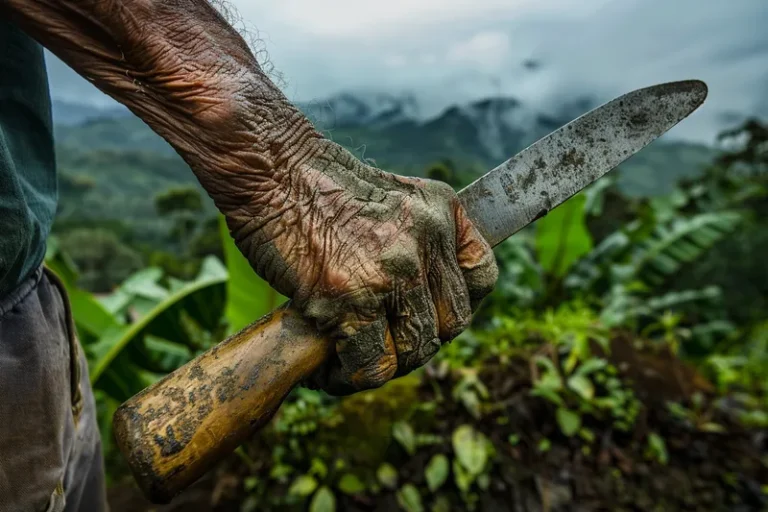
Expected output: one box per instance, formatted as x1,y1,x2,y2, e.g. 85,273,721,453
0,20,57,298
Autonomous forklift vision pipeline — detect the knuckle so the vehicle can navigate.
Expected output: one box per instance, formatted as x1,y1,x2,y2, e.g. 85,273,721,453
399,337,441,372
425,178,457,199
440,307,471,341
350,358,397,390
467,256,499,304
380,243,422,282
416,203,454,239
336,315,396,390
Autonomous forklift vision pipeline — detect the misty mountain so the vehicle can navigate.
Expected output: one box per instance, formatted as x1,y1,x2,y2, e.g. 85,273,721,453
53,90,603,170
52,90,715,237
300,92,422,130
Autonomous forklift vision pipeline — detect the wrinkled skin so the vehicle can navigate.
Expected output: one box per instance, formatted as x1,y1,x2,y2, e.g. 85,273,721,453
227,140,497,393
2,0,498,393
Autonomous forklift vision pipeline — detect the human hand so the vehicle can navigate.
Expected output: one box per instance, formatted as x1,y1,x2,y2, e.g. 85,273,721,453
223,139,498,395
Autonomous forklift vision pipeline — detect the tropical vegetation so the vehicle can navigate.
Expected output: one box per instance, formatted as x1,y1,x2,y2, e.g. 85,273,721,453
48,119,768,511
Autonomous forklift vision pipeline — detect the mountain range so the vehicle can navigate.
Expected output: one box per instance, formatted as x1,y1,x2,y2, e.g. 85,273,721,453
51,92,715,239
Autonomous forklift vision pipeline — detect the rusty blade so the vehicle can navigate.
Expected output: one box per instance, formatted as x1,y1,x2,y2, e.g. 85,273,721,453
458,80,708,247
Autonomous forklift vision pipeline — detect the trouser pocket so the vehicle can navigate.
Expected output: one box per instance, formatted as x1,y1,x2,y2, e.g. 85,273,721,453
0,267,74,511
43,267,84,423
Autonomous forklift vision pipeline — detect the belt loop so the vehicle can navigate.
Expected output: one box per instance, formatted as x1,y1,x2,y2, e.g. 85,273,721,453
43,266,84,424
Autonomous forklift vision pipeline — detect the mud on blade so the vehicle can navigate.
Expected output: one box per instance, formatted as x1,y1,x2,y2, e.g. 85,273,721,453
458,80,708,247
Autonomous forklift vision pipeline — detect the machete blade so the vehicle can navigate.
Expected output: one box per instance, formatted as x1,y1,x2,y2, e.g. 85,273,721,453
458,80,708,247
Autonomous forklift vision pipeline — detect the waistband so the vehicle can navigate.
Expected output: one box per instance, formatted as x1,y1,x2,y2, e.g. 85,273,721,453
0,265,45,319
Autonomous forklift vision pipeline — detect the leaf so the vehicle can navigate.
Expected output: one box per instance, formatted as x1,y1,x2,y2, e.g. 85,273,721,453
556,407,582,437
567,374,595,400
452,425,489,476
88,257,228,388
142,335,192,372
396,484,424,512
69,288,120,339
575,357,608,376
244,476,259,492
535,193,593,277
309,486,336,512
458,389,482,419
219,215,286,333
288,475,318,497
393,421,417,456
337,473,366,495
45,261,120,340
270,464,294,480
699,422,726,433
630,212,741,286
530,385,564,406
530,386,564,406
44,236,79,286
425,454,449,492
310,458,328,479
377,463,398,490
533,356,562,390
645,432,669,465
431,495,451,512
120,267,168,301
452,458,473,492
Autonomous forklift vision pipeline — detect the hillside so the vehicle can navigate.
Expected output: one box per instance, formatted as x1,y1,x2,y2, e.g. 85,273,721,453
52,93,716,239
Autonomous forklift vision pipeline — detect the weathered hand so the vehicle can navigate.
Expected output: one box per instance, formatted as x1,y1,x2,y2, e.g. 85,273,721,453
2,0,497,394
223,139,498,394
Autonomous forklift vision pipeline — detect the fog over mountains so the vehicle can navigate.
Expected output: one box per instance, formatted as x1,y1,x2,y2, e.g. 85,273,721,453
43,0,768,145
52,89,595,166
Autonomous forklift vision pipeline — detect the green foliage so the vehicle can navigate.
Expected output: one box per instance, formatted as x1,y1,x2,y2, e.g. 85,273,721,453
47,117,768,510
393,421,417,456
288,475,318,497
154,187,204,215
56,105,715,195
425,454,449,492
88,257,227,393
309,486,336,512
452,425,491,477
644,433,669,465
337,473,366,495
377,463,398,490
57,229,143,292
628,212,742,286
536,193,593,278
556,407,581,437
396,484,424,512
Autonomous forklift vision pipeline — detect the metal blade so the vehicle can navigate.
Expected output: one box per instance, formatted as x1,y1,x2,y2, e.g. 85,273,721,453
458,80,708,247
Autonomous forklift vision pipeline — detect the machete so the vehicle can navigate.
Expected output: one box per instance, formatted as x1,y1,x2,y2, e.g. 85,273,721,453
112,79,708,504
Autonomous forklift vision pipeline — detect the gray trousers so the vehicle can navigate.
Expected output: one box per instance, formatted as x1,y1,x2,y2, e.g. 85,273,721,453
0,267,108,512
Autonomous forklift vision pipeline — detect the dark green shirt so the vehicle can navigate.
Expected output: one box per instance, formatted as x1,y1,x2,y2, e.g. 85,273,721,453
0,21,57,298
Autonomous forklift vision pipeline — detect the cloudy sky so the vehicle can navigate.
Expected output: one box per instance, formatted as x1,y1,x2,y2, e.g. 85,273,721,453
45,0,767,143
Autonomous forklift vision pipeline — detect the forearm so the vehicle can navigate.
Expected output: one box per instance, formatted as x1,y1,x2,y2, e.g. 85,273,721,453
0,0,322,213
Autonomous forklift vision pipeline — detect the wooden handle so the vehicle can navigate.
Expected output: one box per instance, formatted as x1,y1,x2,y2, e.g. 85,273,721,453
112,303,333,504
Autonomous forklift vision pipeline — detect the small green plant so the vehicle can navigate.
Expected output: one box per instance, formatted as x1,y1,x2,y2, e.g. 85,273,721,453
531,347,640,435
450,425,495,510
644,432,669,465
665,393,725,433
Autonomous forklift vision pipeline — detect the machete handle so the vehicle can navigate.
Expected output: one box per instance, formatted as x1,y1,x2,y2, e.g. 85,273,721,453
112,302,333,504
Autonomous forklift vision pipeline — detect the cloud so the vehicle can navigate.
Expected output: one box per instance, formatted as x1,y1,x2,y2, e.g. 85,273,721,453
384,55,408,69
258,0,572,38
41,0,768,143
446,31,512,71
